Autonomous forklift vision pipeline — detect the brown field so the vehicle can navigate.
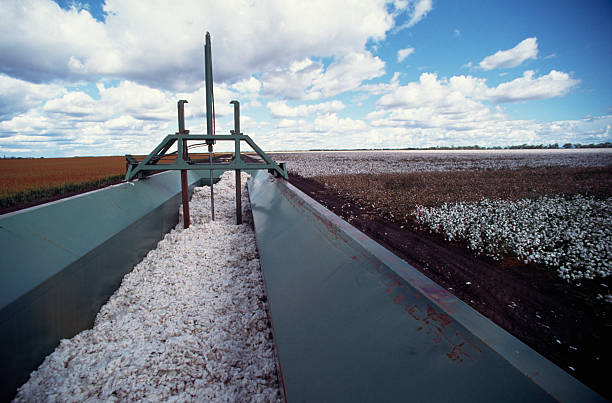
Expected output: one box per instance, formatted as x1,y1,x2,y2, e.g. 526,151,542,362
0,156,126,198
0,153,234,213
314,166,612,223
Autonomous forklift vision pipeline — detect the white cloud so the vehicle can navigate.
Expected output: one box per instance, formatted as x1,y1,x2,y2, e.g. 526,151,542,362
484,70,579,103
231,77,262,94
0,0,402,91
394,0,433,31
275,119,305,129
379,70,579,109
370,70,587,146
397,47,415,62
262,52,385,100
375,73,499,132
267,100,345,118
262,59,324,99
308,52,385,99
42,91,99,118
0,79,244,156
313,113,369,133
410,0,433,25
479,37,539,71
0,74,65,120
359,72,401,96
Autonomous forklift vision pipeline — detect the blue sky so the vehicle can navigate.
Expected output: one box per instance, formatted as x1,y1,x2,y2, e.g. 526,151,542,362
0,0,610,157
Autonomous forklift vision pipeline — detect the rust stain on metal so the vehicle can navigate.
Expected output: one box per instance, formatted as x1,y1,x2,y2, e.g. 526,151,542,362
272,174,482,364
381,269,482,365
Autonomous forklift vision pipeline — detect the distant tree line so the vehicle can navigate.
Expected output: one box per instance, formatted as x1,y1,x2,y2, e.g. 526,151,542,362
308,142,612,152
416,142,612,150
1,156,45,159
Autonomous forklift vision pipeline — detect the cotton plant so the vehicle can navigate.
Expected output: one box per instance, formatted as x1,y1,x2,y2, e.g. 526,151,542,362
414,195,612,283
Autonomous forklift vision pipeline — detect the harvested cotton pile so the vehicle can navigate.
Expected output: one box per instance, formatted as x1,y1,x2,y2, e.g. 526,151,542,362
14,171,282,402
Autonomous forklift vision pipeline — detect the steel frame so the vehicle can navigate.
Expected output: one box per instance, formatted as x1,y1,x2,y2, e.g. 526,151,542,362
124,133,287,181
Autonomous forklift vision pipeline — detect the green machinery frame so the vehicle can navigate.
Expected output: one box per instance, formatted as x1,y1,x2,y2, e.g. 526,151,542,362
124,131,287,181
125,32,287,182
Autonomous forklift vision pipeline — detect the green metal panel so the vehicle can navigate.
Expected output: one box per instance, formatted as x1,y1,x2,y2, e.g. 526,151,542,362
248,171,604,403
0,170,220,402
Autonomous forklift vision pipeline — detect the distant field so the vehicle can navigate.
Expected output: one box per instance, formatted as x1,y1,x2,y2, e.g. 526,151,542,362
278,150,612,283
271,148,612,176
0,156,126,198
0,153,229,212
0,156,127,212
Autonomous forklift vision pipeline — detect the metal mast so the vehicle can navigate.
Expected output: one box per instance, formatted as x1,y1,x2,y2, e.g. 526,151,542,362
205,31,215,221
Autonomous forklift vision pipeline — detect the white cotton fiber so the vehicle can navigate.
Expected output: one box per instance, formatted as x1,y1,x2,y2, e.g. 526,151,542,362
14,171,281,402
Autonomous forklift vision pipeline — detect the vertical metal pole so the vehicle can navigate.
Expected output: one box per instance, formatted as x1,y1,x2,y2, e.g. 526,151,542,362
205,32,214,140
178,100,190,229
231,101,242,225
235,170,241,224
205,32,215,221
209,145,214,221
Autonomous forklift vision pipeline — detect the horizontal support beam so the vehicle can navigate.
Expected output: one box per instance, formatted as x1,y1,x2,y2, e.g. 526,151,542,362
125,133,288,181
134,162,280,171
165,134,246,141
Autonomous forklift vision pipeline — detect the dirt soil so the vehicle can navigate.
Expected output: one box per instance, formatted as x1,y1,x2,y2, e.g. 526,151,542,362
289,173,611,400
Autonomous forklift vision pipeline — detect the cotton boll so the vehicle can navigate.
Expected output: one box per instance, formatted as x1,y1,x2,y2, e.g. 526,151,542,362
413,195,611,283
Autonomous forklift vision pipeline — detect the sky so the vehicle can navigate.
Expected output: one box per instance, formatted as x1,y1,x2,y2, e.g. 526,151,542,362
0,0,611,157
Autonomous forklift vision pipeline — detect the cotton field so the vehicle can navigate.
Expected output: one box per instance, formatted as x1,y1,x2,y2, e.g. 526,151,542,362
414,195,612,283
14,172,282,402
272,149,612,177
280,150,611,291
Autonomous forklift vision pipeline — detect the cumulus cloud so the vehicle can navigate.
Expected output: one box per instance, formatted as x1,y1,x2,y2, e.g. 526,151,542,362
359,72,401,95
479,37,539,71
378,70,578,112
371,70,583,145
397,47,415,62
0,0,401,91
262,59,324,99
39,81,177,123
262,52,385,100
375,72,499,132
0,78,244,156
254,109,612,151
231,77,262,94
267,100,345,118
0,2,110,83
0,1,603,156
0,74,65,120
308,52,385,99
484,70,579,103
